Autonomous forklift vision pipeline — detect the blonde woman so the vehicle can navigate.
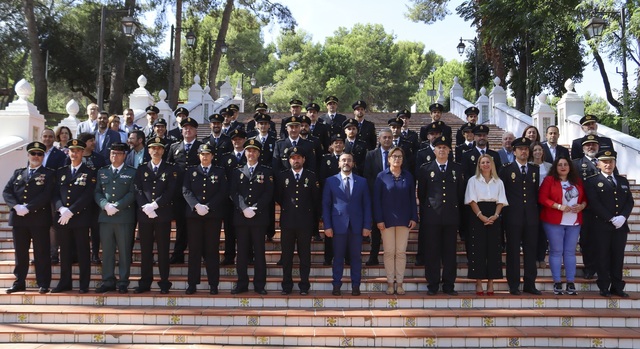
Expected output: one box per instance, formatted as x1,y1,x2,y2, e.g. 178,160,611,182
464,154,508,295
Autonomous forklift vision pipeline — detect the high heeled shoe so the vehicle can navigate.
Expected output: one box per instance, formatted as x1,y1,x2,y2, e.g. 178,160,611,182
476,291,485,296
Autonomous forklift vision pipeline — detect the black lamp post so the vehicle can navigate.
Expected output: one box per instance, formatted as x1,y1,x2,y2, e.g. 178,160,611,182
456,37,480,100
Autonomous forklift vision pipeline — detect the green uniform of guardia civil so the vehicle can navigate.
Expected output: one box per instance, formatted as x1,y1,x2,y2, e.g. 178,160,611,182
94,165,137,289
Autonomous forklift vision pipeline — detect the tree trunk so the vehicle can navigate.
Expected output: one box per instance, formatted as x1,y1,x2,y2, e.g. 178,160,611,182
23,0,49,113
169,0,183,109
208,0,234,99
592,49,623,115
108,0,136,114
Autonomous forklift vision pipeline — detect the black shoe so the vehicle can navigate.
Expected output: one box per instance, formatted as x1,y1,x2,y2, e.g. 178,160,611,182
584,270,596,279
300,290,309,295
169,255,184,264
95,285,116,293
509,289,522,295
209,287,218,295
38,287,50,294
281,289,291,295
185,287,196,295
427,290,438,296
6,285,26,294
118,286,128,294
230,287,248,295
523,287,542,295
443,290,458,296
160,288,170,295
611,290,629,298
351,287,361,296
220,258,234,266
51,287,71,294
256,289,268,295
78,289,88,294
599,290,611,297
133,287,149,294
323,261,332,266
365,259,379,266
91,256,101,265
332,285,341,296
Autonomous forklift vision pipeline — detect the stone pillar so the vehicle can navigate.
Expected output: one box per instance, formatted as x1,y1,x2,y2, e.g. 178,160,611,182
128,75,155,124
437,80,445,105
476,87,490,124
489,77,507,124
449,77,463,102
219,76,233,99
55,99,81,136
532,93,555,141
556,79,584,145
156,90,174,130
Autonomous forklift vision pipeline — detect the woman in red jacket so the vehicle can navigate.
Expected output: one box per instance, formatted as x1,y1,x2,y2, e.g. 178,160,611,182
539,157,587,295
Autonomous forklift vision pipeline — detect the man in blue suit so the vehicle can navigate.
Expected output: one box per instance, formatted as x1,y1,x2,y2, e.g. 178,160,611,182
322,153,372,296
95,112,123,163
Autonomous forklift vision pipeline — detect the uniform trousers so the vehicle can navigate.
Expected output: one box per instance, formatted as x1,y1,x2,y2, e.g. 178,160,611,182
12,226,51,288
223,200,237,261
425,224,458,292
171,198,188,258
138,220,172,290
466,202,503,280
505,220,538,290
281,227,311,292
236,225,267,291
595,227,628,293
100,222,135,288
381,226,410,284
579,210,597,274
89,205,101,259
331,227,363,288
187,217,222,287
56,226,90,290
369,226,381,261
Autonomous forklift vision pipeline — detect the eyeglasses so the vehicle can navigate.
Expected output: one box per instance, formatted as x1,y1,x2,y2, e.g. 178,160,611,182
29,152,44,156
391,155,403,159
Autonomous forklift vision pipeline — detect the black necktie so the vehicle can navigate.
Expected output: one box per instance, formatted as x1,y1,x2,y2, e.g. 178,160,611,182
292,140,297,147
237,153,242,161
402,131,407,137
481,149,485,155
153,166,158,174
113,168,119,175
592,158,598,166
349,141,354,148
203,167,208,175
214,138,219,146
249,167,254,177
607,175,615,186
185,143,191,153
440,164,446,172
344,177,351,200
295,173,300,181
28,168,35,180
383,151,389,170
310,124,315,132
521,165,526,176
71,168,76,177
261,137,266,144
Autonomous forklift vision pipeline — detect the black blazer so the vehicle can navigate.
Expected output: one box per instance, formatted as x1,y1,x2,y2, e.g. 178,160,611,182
357,119,378,150
167,140,203,169
499,161,540,226
201,133,233,159
2,166,55,227
571,135,614,159
53,164,97,228
43,147,67,170
344,139,368,176
320,113,347,136
460,148,502,180
272,138,316,172
584,173,634,233
183,165,228,219
134,161,179,223
275,169,321,229
542,142,570,162
417,161,464,225
230,164,274,226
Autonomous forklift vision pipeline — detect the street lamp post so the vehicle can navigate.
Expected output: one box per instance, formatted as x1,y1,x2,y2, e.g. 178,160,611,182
456,37,479,100
97,6,138,111
585,8,630,134
167,25,196,108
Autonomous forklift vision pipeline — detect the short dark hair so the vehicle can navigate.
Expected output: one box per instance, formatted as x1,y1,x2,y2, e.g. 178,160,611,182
129,130,145,141
78,132,95,143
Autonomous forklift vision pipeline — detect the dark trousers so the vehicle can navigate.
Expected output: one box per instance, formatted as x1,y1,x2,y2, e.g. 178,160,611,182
236,225,266,291
369,226,381,261
596,228,628,292
187,217,222,287
223,200,237,261
466,202,503,280
171,198,188,258
56,225,90,290
332,228,363,287
416,221,426,264
138,220,172,290
281,227,311,292
266,201,276,239
580,211,597,273
505,222,538,290
90,206,101,259
424,224,458,292
12,226,51,288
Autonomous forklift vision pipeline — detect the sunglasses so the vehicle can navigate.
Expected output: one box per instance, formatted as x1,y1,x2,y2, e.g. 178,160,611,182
29,152,44,156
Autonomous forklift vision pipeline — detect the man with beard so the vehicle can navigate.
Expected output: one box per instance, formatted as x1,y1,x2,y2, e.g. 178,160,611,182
125,130,149,169
41,128,67,264
352,100,377,150
221,107,245,137
420,103,452,142
275,147,321,295
95,112,122,162
273,116,316,172
571,115,614,159
415,122,453,174
320,96,347,137
322,153,372,296
460,125,502,180
122,108,141,135
202,113,232,158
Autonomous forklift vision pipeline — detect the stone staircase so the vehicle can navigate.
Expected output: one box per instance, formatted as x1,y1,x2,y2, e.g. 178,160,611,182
1,115,639,348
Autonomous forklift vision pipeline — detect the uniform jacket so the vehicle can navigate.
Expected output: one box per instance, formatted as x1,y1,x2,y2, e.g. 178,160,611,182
310,120,331,152
322,173,372,234
223,120,245,137
230,164,274,226
94,165,137,224
499,161,540,226
201,133,232,159
272,138,316,172
182,165,229,219
319,153,342,183
134,161,179,223
3,166,55,227
420,123,452,142
571,135,614,159
167,140,203,169
275,169,321,229
573,157,599,180
53,163,97,228
461,148,503,180
319,113,347,136
585,173,635,233
344,139,368,176
356,119,377,151
417,161,464,225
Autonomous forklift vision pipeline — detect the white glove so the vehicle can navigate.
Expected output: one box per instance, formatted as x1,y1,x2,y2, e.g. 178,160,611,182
195,204,209,216
611,215,626,229
146,210,158,219
242,207,256,219
148,201,159,210
57,208,73,225
104,203,119,216
141,204,157,218
14,204,29,216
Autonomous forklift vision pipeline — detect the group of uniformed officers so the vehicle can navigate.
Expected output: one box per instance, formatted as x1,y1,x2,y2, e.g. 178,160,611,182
2,97,634,297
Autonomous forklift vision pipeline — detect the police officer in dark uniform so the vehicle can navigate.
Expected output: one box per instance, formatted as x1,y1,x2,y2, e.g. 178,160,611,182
168,107,188,141
454,122,476,162
456,106,479,146
415,122,453,174
142,106,160,139
3,142,55,293
246,103,277,138
280,99,304,139
152,118,177,157
306,102,331,153
221,107,245,137
167,117,202,264
417,136,464,295
299,115,324,169
133,137,178,294
51,139,96,294
251,114,277,166
183,144,229,295
460,125,502,180
275,147,321,295
570,115,615,159
230,139,274,295
397,109,420,155
499,137,541,295
573,135,600,180
202,113,233,158
273,116,317,173
388,117,415,174
320,96,347,137
352,100,377,150
420,103,452,142
343,119,368,176
585,150,635,297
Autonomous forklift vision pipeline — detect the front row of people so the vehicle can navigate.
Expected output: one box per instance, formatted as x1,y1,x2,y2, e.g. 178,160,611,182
3,134,634,297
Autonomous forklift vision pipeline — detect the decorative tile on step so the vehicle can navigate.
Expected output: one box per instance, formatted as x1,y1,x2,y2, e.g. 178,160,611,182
561,316,573,327
608,299,619,309
534,299,545,307
460,298,473,308
313,298,324,308
424,337,437,347
170,314,181,325
10,333,24,343
92,334,105,343
22,295,34,305
591,338,604,347
16,313,28,323
247,315,259,326
174,335,187,343
94,296,105,306
256,336,269,345
340,337,354,347
166,297,177,307
405,316,416,327
326,317,337,326
239,298,250,307
508,337,521,347
91,314,105,324
483,316,495,327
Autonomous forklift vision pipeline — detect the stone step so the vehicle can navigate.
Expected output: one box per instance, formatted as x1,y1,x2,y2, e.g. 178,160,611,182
1,322,639,347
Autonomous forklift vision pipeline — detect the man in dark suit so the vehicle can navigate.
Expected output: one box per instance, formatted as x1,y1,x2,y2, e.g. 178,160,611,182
41,128,67,264
455,106,479,146
133,137,178,294
95,112,123,163
202,113,233,158
343,119,368,176
125,130,150,169
322,153,372,296
272,116,316,172
585,150,635,297
363,129,395,266
352,100,377,150
3,142,55,294
320,96,347,137
306,102,331,153
420,103,452,142
167,117,202,264
542,125,570,162
275,147,321,295
499,137,541,295
230,139,274,295
397,109,420,156
460,125,502,180
168,107,188,141
251,114,277,166
417,136,464,296
571,115,614,159
51,139,96,294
